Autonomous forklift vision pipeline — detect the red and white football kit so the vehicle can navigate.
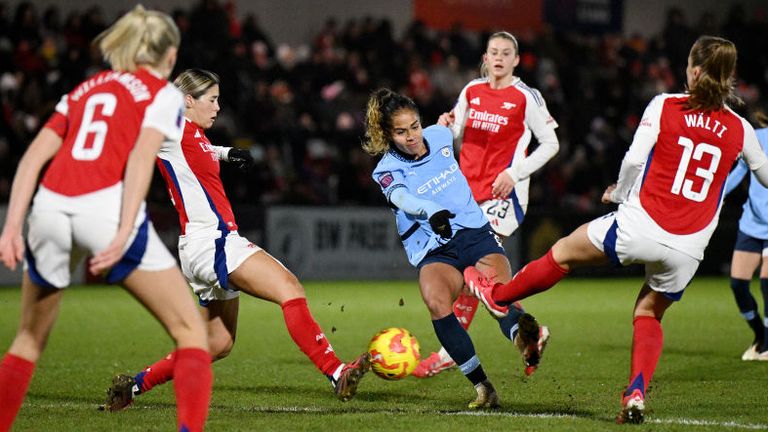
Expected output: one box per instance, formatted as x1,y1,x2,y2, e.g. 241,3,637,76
157,118,260,304
588,93,768,298
451,77,559,236
25,68,184,287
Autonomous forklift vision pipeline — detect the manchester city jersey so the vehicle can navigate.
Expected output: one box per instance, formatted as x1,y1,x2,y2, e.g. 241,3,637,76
725,127,768,239
372,125,487,266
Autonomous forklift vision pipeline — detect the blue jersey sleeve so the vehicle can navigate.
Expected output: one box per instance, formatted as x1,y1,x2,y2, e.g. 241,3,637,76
725,159,748,196
372,157,407,204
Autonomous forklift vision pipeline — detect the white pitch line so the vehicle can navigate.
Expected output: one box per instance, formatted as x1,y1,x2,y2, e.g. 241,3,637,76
23,402,768,430
250,406,768,429
648,418,768,430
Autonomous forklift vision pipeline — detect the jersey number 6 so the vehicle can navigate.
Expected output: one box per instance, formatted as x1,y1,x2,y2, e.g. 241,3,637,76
670,136,721,202
71,93,117,161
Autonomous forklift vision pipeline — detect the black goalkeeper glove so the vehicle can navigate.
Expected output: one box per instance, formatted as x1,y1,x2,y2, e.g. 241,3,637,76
227,148,254,171
428,210,456,239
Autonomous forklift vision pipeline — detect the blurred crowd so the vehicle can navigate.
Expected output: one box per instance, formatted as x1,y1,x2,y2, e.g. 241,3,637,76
1,0,767,217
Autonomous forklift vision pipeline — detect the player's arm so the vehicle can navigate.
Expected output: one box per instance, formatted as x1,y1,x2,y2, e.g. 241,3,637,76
607,132,655,204
91,85,184,273
90,127,166,274
449,86,470,148
607,96,663,204
389,187,443,218
740,124,768,188
211,145,230,160
724,159,748,196
213,145,253,170
389,187,455,239
0,127,62,270
504,89,559,184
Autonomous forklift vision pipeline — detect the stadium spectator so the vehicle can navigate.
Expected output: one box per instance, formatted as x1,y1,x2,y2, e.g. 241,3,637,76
105,69,371,412
0,6,211,431
1,4,768,261
364,88,546,409
463,36,768,424
415,31,557,378
723,112,768,361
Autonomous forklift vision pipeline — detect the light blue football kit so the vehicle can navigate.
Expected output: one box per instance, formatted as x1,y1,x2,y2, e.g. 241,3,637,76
372,125,488,266
725,128,768,240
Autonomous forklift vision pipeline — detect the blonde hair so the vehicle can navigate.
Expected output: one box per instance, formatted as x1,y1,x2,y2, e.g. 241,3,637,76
687,35,741,112
756,111,768,128
480,31,519,79
363,88,419,156
174,69,220,98
94,4,180,72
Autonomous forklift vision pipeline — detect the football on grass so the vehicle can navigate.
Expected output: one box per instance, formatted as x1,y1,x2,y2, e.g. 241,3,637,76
367,327,421,380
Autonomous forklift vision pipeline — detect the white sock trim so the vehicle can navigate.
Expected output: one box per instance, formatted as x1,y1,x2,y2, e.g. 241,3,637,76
331,363,345,381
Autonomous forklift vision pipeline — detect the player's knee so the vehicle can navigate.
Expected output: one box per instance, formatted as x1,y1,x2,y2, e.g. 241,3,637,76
9,331,47,363
169,316,208,350
210,337,235,360
279,274,306,301
422,295,452,319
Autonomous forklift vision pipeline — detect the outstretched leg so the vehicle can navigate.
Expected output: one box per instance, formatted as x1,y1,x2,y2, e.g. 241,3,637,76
121,268,211,432
419,262,498,409
229,251,369,400
0,273,63,431
126,299,238,401
466,223,607,309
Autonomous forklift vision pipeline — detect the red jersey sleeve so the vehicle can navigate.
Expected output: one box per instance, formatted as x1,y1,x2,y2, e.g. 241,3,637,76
43,112,68,138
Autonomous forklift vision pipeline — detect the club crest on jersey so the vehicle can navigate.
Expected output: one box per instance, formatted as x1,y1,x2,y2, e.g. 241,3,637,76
441,147,451,157
377,172,394,188
470,97,480,105
501,102,516,110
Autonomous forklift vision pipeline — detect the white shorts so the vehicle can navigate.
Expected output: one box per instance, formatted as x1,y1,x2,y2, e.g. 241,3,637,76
479,196,526,237
24,186,176,288
587,212,700,300
178,230,262,305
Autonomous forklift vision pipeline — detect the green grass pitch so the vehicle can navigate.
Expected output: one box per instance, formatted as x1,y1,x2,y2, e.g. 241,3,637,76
1,277,766,431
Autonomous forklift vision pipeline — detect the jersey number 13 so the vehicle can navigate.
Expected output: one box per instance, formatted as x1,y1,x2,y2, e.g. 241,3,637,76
670,136,721,202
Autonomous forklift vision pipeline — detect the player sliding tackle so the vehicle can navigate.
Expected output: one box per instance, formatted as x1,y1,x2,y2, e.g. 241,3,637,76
102,69,369,412
463,36,768,424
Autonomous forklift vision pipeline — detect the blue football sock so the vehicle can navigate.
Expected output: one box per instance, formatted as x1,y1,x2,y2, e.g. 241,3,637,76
760,279,768,349
497,303,525,341
432,313,487,385
731,278,757,314
731,278,763,345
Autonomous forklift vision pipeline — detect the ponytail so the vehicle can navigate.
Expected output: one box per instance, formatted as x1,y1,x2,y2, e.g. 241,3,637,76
686,35,741,112
94,4,180,72
756,111,768,128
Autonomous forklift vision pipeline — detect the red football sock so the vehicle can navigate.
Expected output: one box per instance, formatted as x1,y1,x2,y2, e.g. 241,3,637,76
626,316,663,397
453,293,479,330
173,348,212,432
0,354,36,431
282,297,343,376
493,249,568,304
136,352,176,393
